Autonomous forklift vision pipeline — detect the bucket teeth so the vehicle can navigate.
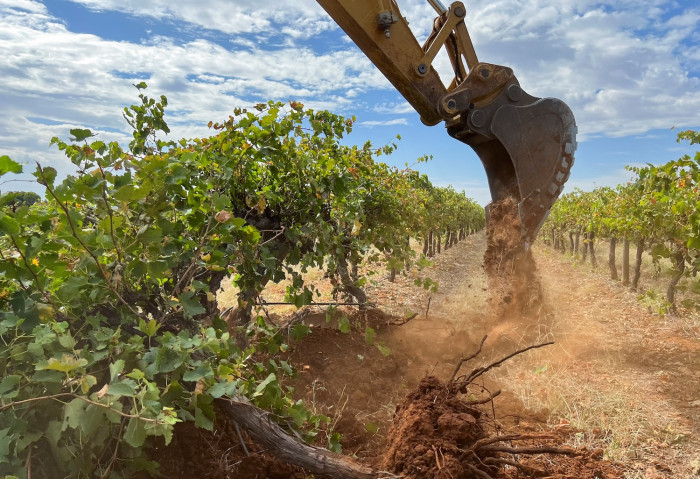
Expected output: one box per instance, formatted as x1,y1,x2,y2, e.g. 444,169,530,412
447,84,577,245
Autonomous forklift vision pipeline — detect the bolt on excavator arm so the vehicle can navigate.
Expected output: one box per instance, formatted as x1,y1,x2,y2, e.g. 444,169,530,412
316,0,577,245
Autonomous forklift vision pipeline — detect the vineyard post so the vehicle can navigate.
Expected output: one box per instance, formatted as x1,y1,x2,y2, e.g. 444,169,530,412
404,236,411,271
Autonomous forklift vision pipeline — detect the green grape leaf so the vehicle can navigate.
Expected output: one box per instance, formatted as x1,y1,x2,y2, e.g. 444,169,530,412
364,326,375,346
179,291,206,318
291,323,311,340
107,379,137,397
338,315,351,334
0,213,20,235
253,373,277,398
208,380,238,399
0,155,22,176
0,375,21,398
376,343,391,357
0,427,12,462
69,128,95,142
155,347,184,373
183,365,214,382
123,417,148,447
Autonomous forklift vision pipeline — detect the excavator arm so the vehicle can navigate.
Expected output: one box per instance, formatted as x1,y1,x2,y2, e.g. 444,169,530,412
316,0,577,245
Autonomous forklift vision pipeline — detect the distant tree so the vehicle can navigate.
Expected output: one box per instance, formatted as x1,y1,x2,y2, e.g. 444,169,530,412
1,191,41,211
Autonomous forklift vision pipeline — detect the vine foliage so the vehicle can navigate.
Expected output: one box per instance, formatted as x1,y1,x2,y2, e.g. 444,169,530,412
542,130,700,309
0,85,484,477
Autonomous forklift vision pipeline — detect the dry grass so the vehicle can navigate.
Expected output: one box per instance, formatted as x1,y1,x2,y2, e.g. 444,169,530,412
217,265,332,317
493,353,686,469
216,240,436,320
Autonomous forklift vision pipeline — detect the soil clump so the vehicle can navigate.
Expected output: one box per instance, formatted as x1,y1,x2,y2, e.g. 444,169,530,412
382,376,489,478
382,374,624,479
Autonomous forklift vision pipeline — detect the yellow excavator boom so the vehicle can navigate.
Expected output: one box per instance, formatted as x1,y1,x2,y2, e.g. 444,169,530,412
317,0,577,245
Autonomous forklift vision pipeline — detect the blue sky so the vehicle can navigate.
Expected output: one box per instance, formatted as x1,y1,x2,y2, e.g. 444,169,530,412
1,0,698,205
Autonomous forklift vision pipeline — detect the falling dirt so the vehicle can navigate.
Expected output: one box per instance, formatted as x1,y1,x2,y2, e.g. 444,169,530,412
484,197,544,319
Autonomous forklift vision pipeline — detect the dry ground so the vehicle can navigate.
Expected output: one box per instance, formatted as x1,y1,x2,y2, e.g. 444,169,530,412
190,231,700,478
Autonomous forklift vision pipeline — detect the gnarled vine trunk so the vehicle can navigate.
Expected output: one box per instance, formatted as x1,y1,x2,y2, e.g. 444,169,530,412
632,239,645,289
569,231,575,252
622,237,630,285
608,237,618,280
218,397,375,479
666,249,685,309
338,259,367,309
588,231,597,269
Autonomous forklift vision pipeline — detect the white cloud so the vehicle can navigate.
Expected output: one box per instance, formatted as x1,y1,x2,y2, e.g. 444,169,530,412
373,101,416,115
564,166,637,193
357,118,409,127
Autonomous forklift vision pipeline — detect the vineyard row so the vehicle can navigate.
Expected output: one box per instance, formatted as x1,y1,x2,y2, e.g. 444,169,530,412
0,87,484,476
541,130,699,310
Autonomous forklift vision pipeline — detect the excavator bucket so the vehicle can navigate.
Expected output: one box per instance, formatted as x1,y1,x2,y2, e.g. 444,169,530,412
446,80,577,246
